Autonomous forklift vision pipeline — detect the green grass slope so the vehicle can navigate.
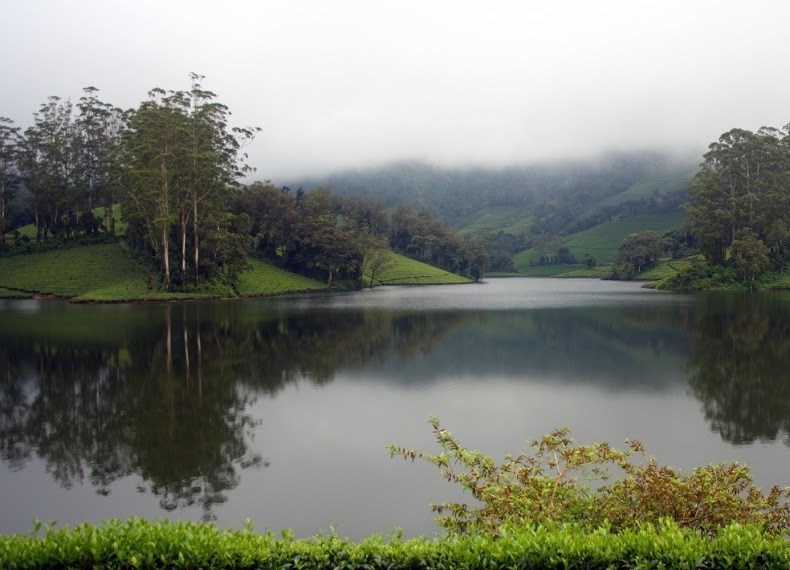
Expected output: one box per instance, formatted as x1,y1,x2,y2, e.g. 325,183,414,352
0,244,469,302
0,246,327,301
457,207,535,236
374,252,471,285
236,258,326,296
598,168,696,208
514,209,688,272
0,243,151,299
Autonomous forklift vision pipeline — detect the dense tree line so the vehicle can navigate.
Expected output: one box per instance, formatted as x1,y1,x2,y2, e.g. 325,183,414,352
1,90,123,245
0,76,259,290
231,182,487,284
2,78,484,290
686,125,790,288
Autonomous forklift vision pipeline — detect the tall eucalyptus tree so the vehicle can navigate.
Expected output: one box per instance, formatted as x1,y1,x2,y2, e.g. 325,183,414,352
686,127,788,266
74,87,124,232
119,76,258,290
0,117,21,244
17,97,79,241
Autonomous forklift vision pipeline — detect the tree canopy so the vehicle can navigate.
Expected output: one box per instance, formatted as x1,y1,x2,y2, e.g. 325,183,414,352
685,125,790,285
1,77,483,290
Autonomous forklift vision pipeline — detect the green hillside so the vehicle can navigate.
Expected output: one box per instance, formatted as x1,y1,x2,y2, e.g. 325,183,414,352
598,169,696,208
373,252,471,285
514,209,688,272
457,207,535,236
0,244,469,302
236,258,326,296
0,243,150,300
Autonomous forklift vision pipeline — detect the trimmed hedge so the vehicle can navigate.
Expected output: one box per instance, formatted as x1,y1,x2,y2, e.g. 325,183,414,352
1,518,788,569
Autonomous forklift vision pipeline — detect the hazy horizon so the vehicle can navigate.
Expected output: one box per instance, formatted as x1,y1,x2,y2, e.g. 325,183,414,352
2,1,789,181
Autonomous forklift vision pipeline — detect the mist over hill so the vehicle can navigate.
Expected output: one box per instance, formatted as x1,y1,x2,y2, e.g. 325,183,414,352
285,151,698,237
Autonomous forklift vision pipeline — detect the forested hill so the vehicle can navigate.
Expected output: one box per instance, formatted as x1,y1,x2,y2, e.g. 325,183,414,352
285,151,698,236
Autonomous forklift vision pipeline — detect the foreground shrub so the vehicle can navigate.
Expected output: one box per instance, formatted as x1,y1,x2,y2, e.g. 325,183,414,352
1,518,788,569
388,417,790,536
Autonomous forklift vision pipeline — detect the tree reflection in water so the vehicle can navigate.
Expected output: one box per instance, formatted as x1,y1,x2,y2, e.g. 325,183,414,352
686,294,790,446
1,291,789,523
0,302,465,520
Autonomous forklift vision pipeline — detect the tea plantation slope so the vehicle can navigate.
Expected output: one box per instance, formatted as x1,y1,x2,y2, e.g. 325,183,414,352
236,258,326,296
0,246,329,301
0,243,151,300
0,245,470,301
514,209,688,272
372,252,471,285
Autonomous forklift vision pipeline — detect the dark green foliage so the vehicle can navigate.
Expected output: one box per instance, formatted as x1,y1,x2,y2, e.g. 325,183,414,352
0,117,21,245
232,185,481,286
0,518,788,569
13,90,123,245
610,230,662,279
686,125,790,283
660,258,741,291
389,418,790,537
731,229,771,291
389,203,488,279
119,75,259,291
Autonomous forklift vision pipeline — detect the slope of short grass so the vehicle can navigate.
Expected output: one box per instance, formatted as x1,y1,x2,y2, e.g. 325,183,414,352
236,258,326,296
375,252,471,285
564,209,688,262
514,209,688,272
599,168,695,208
458,207,535,236
557,266,611,278
637,258,695,282
0,243,150,298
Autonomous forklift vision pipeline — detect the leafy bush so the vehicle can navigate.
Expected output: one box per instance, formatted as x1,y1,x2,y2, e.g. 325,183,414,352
388,417,790,537
659,258,741,291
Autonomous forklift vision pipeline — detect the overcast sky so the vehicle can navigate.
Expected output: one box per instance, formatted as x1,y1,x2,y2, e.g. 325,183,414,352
2,0,789,181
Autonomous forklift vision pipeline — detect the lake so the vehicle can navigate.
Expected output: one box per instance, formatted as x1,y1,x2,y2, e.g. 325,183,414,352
0,278,788,539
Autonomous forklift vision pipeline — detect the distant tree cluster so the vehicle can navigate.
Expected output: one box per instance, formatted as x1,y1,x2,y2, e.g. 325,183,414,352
232,184,487,285
0,89,122,246
0,76,260,291
686,125,790,289
389,203,487,281
610,231,662,279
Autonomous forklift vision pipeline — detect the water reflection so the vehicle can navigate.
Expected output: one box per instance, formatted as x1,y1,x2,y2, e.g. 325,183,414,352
0,303,469,521
685,293,790,446
0,286,788,531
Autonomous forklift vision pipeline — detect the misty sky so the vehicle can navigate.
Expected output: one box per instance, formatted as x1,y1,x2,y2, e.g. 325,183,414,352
2,0,789,181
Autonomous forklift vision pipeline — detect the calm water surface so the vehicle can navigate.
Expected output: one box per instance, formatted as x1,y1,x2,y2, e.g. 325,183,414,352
0,278,788,538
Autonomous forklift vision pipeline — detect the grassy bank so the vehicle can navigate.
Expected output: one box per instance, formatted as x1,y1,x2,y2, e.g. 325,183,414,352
1,518,787,569
0,244,471,302
372,252,471,285
236,258,326,296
